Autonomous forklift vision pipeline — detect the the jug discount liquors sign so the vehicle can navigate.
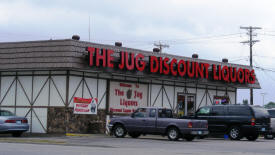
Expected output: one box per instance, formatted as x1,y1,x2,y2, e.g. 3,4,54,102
73,97,98,114
109,81,148,113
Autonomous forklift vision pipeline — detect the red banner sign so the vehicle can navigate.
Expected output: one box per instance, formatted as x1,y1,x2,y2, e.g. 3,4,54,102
73,97,97,115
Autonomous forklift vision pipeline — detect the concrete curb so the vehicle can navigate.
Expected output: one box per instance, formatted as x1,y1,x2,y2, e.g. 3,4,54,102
0,138,66,145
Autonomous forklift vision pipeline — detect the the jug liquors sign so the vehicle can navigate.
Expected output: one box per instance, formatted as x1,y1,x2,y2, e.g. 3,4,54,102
73,97,98,115
109,81,148,113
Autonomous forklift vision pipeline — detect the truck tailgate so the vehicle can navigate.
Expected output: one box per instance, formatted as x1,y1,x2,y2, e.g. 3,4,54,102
191,120,208,128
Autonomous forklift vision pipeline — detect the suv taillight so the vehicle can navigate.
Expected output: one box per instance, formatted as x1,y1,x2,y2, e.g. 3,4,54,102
206,123,208,129
22,119,28,123
251,118,255,126
188,122,193,128
5,120,16,123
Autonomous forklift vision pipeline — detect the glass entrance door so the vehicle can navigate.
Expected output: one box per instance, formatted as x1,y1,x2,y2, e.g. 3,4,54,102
177,94,195,116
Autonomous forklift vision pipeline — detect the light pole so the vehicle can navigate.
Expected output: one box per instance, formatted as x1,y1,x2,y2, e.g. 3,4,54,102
260,93,267,107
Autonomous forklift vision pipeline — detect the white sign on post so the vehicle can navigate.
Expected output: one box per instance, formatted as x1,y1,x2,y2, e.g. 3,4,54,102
73,97,97,114
109,81,148,113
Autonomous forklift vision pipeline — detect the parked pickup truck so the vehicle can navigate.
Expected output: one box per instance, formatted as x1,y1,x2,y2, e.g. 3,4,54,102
108,107,209,141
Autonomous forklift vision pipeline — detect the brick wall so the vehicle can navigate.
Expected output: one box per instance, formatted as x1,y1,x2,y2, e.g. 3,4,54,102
47,107,106,134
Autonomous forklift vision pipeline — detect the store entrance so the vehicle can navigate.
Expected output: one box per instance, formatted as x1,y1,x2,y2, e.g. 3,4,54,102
177,94,195,117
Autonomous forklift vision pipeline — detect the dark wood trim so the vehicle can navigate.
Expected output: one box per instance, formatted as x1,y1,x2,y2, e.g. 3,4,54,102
161,81,164,107
51,77,66,105
0,105,66,108
105,79,110,114
14,72,18,114
152,86,162,107
235,88,237,104
163,86,172,109
32,78,49,105
147,83,149,107
48,71,51,106
96,73,99,99
81,72,84,98
68,78,83,105
150,80,152,106
173,81,176,110
0,72,1,107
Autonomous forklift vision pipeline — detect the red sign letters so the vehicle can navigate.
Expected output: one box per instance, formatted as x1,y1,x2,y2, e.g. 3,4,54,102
86,47,255,84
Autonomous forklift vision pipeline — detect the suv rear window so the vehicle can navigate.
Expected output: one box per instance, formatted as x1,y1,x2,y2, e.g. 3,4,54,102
228,106,252,116
267,110,275,118
252,107,269,118
212,106,226,115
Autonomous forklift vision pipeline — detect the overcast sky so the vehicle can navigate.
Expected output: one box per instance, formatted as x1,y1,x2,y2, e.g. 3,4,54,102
1,0,275,106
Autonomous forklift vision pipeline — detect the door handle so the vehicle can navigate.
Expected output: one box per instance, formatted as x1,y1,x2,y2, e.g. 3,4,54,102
142,119,146,121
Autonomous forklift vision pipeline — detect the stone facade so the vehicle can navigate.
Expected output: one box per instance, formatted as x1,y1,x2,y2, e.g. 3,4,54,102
47,107,106,134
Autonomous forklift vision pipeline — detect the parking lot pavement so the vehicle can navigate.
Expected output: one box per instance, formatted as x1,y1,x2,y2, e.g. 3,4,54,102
0,134,275,155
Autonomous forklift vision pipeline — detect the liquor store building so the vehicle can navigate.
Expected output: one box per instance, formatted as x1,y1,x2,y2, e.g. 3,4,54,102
0,37,260,133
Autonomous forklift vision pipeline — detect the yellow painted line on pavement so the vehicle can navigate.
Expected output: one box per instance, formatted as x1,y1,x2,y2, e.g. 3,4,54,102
65,133,109,138
0,138,66,145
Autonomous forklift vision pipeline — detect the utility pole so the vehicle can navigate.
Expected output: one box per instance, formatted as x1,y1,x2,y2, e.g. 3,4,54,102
88,16,91,42
261,92,267,107
154,41,169,53
240,26,261,105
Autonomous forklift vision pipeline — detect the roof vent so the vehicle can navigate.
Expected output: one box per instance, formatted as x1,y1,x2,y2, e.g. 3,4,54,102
72,35,80,40
222,58,228,63
192,54,198,58
153,48,160,53
115,42,122,47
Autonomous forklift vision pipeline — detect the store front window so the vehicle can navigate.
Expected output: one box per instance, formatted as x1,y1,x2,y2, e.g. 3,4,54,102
177,93,195,117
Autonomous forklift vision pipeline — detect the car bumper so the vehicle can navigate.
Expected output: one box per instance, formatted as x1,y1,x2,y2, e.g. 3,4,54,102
107,124,113,134
241,125,271,134
0,123,29,133
181,128,209,136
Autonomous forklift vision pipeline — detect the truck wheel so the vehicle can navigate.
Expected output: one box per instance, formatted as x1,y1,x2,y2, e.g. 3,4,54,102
246,133,259,141
129,132,141,138
184,135,196,141
228,126,242,140
167,127,179,141
113,125,126,138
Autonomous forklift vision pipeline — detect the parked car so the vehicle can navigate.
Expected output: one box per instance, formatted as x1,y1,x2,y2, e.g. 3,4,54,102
108,107,208,141
264,109,275,139
181,105,271,141
0,110,29,137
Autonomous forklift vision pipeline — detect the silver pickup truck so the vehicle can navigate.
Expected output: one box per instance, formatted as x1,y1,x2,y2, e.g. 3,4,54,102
108,107,209,141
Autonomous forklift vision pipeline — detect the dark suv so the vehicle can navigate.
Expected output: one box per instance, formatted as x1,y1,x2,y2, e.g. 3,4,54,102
187,105,270,141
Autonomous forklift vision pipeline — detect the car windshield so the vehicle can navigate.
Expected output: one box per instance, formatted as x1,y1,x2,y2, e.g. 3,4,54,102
0,110,14,116
197,107,210,115
252,107,269,118
268,110,275,118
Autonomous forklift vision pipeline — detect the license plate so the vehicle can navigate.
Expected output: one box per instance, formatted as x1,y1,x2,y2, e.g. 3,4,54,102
261,128,265,132
198,131,202,135
16,120,21,124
